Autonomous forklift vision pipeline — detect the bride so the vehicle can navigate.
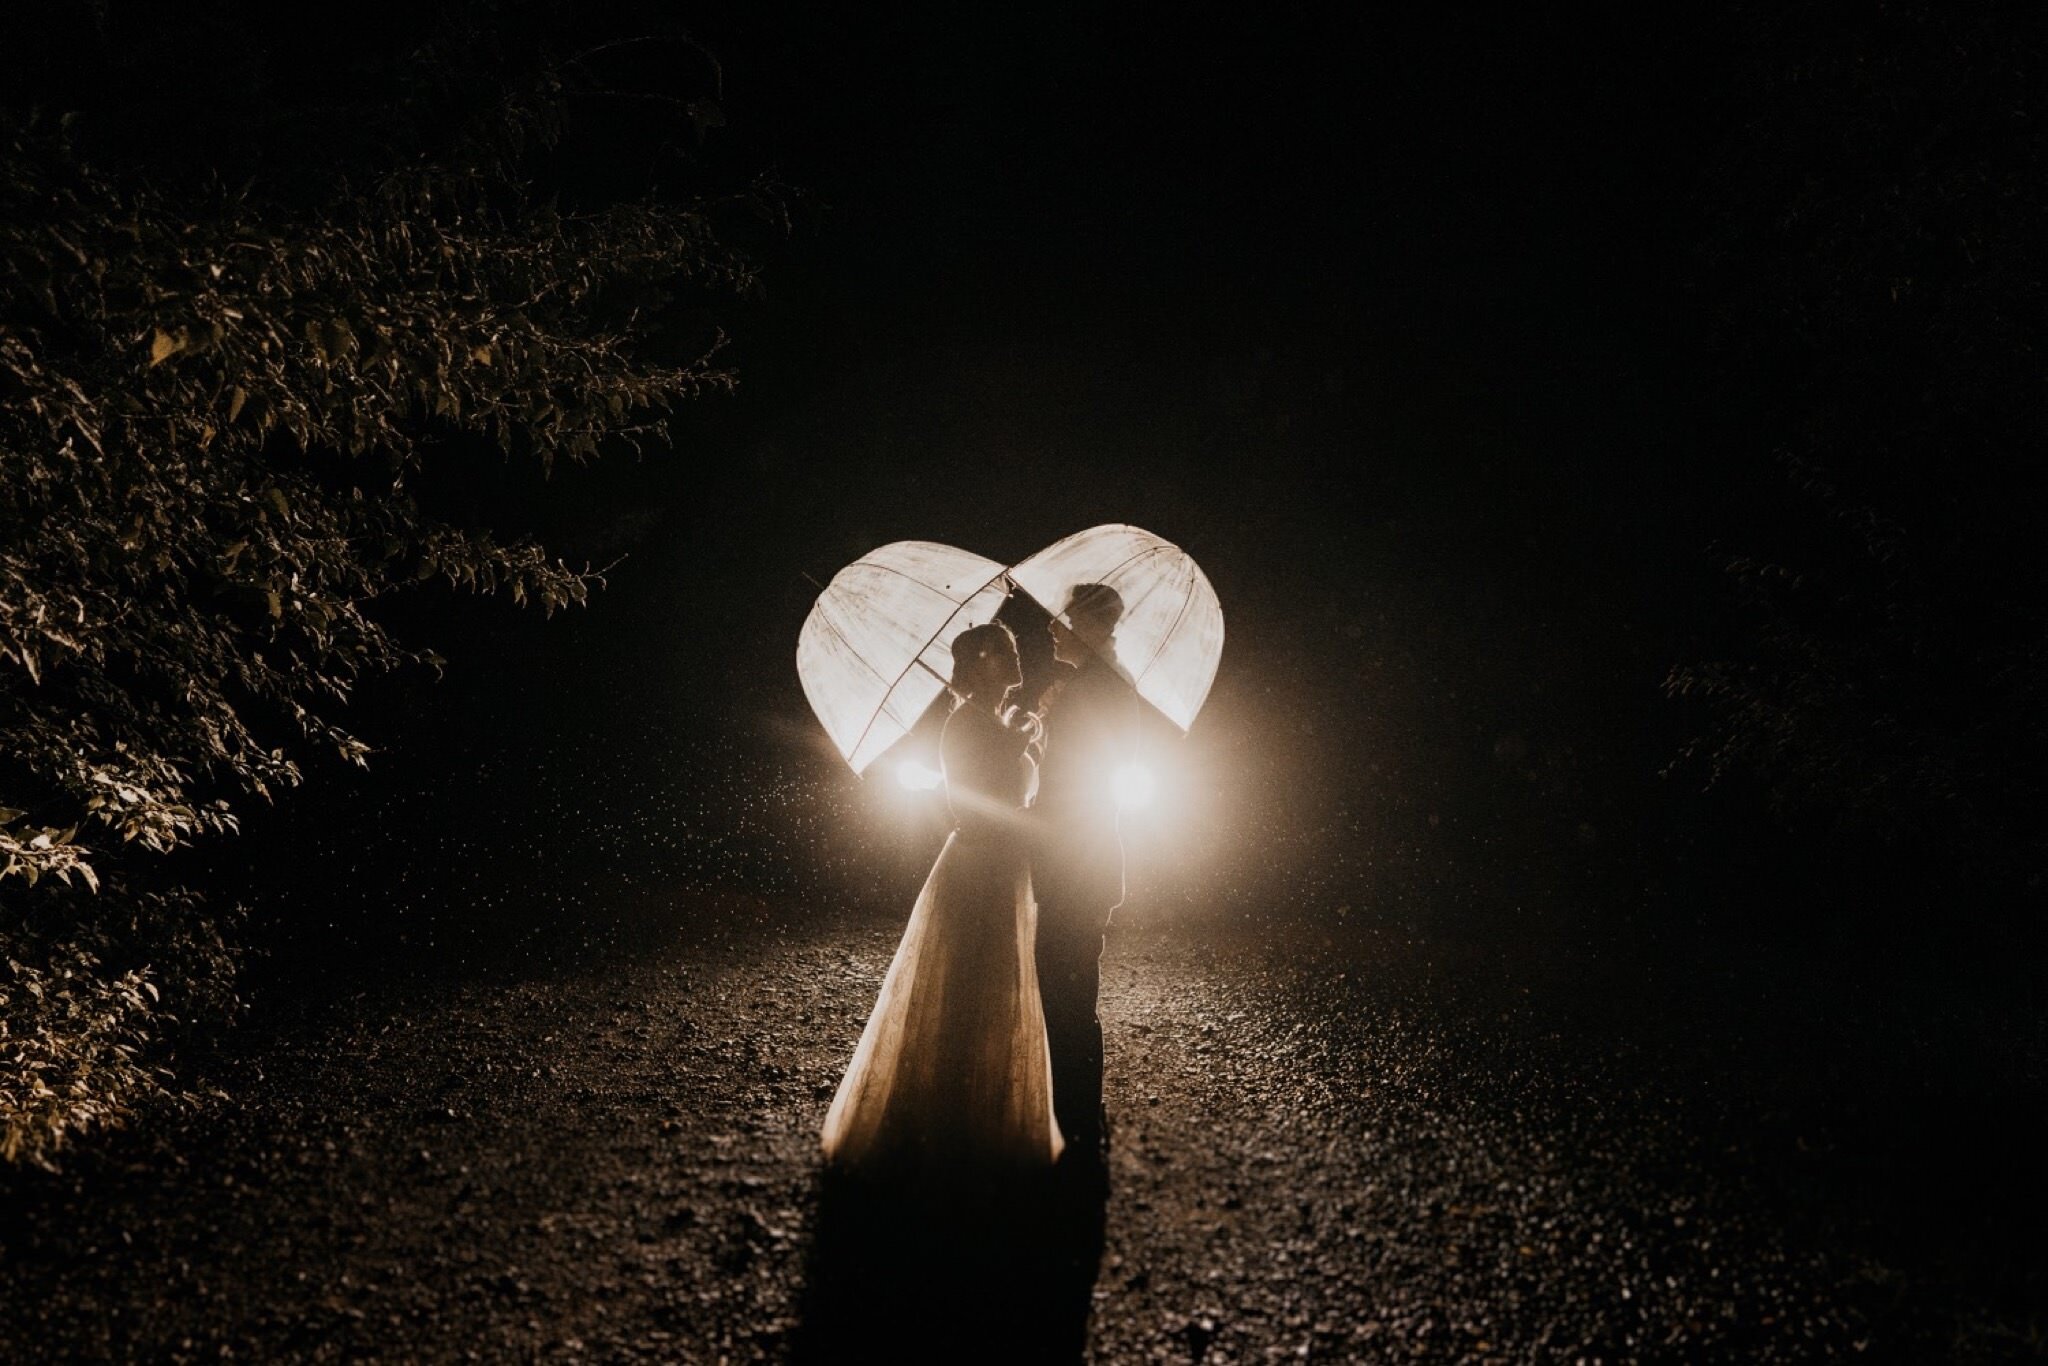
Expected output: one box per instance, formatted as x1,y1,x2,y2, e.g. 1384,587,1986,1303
820,621,1065,1172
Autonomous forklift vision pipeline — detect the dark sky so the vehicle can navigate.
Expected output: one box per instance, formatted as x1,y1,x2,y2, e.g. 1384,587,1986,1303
538,8,1737,715
381,8,1753,912
0,2,1788,934
98,1,2031,963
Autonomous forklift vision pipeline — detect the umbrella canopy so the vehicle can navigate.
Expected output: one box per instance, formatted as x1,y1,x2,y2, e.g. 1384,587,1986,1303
1009,523,1224,733
797,540,1010,774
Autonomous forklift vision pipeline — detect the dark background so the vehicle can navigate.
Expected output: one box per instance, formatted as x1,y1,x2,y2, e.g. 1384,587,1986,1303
6,5,2047,1355
220,3,1916,977
0,1,1993,1130
7,0,2037,972
5,0,2003,1098
232,5,1720,962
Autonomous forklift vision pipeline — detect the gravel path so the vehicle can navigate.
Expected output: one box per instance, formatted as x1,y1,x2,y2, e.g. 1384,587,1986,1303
7,878,2025,1364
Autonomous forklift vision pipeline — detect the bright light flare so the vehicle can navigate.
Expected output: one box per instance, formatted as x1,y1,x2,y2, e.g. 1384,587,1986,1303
895,759,943,792
1112,761,1157,812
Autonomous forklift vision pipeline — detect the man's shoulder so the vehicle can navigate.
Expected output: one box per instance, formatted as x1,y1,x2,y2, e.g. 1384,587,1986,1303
1045,660,1128,719
1077,654,1135,695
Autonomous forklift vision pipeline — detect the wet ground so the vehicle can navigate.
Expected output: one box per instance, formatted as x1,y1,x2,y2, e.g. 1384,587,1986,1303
2,873,2040,1363
3,612,2042,1365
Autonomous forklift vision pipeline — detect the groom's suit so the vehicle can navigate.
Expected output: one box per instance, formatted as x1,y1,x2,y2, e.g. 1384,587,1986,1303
1032,650,1137,1159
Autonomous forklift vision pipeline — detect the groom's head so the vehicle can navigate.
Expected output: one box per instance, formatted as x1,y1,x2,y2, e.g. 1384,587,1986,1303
1049,582,1123,667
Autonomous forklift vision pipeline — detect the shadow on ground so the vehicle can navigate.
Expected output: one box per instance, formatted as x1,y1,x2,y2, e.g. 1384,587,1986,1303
792,1158,1107,1363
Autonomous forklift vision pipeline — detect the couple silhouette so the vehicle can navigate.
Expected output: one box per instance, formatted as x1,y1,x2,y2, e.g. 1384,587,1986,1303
797,582,1143,1363
819,579,1134,1178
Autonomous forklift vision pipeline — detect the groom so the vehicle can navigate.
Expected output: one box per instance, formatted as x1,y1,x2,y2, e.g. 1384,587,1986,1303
1032,582,1138,1166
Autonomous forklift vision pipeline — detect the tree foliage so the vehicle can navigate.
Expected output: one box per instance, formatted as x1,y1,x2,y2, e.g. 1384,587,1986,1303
2,0,772,1165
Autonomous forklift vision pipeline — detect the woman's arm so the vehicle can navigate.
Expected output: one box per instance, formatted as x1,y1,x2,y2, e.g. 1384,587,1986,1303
1004,704,1048,765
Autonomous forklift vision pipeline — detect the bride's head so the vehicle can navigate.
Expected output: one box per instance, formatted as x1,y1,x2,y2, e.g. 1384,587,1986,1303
950,622,1021,708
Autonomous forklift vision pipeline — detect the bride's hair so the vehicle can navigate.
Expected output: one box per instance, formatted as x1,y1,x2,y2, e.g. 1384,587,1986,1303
950,622,1017,703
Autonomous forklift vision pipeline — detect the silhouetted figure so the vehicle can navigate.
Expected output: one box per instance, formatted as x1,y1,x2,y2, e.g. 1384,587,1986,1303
1031,583,1138,1170
819,621,1063,1171
798,620,1103,1361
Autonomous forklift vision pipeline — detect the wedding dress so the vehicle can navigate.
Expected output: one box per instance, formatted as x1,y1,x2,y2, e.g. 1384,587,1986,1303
821,702,1064,1171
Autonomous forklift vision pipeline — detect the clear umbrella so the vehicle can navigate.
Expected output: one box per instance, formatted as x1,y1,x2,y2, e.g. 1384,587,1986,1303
1008,523,1224,733
797,540,1010,774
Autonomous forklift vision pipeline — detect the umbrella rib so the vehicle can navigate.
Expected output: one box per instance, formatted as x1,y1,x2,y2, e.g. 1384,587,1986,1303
844,567,1010,768
1132,560,1201,726
808,605,897,693
1015,541,1180,692
1086,543,1175,606
861,557,1003,604
807,562,975,708
1017,541,1174,623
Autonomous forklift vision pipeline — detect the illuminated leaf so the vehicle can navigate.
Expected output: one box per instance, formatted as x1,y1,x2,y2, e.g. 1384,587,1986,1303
1,21,759,1168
